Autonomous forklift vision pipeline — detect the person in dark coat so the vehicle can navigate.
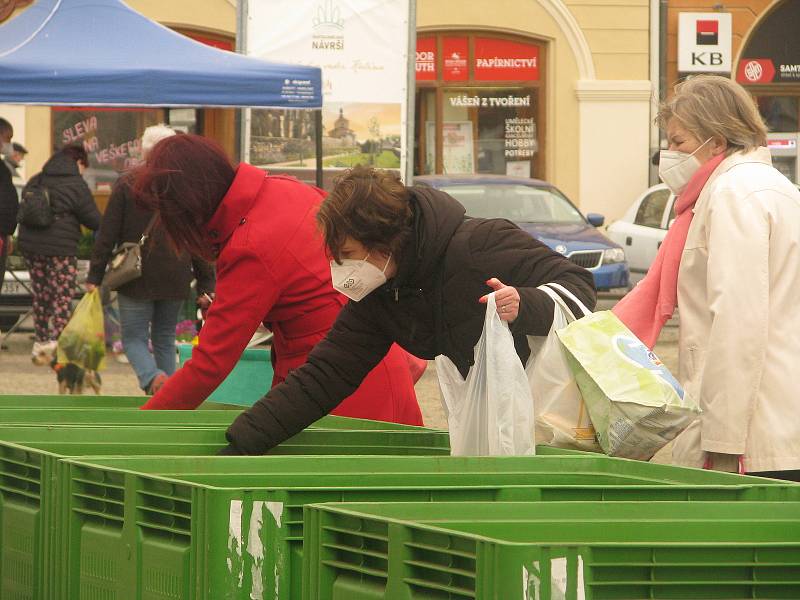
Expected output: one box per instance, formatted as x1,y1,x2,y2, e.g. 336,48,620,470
218,165,598,455
18,145,101,364
132,134,423,425
87,124,216,394
0,118,19,301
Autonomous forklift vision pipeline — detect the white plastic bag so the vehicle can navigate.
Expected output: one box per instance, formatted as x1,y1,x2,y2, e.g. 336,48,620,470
435,293,535,456
528,283,602,452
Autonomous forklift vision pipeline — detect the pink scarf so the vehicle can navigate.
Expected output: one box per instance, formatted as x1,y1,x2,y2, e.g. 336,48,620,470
613,153,725,348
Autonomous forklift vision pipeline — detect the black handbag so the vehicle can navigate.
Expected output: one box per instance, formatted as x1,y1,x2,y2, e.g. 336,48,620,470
101,214,158,291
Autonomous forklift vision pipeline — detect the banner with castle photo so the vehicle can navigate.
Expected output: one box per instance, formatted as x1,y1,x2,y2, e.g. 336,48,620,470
244,0,411,176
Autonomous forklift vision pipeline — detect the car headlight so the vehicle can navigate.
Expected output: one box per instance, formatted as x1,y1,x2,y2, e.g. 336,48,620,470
602,248,626,264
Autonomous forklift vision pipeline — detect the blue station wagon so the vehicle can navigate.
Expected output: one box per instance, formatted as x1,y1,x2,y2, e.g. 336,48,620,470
415,175,630,292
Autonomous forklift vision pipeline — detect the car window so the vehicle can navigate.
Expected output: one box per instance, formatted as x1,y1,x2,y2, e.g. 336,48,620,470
667,196,676,226
634,188,670,228
438,184,585,224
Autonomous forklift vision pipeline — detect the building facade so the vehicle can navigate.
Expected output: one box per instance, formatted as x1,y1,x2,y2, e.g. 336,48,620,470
666,0,800,184
417,0,653,218
2,0,654,220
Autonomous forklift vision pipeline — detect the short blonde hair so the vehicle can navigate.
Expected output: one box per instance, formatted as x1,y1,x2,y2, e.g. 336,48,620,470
141,124,176,154
658,75,767,152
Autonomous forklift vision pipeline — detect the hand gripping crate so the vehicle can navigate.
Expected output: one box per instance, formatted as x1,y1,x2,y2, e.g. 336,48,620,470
0,425,450,600
303,500,800,600
58,454,800,600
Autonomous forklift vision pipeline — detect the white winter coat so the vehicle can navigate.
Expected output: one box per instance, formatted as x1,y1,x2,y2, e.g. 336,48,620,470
670,147,800,473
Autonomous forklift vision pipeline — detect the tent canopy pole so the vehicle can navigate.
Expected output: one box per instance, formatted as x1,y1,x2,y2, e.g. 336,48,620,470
315,110,323,188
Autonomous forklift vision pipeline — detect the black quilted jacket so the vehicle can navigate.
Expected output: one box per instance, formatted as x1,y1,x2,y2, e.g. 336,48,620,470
226,185,597,454
17,153,100,256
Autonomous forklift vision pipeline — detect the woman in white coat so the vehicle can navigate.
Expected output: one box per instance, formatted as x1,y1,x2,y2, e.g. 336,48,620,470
615,75,800,481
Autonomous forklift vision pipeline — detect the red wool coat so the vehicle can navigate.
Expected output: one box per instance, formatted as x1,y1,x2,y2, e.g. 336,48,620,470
142,164,423,425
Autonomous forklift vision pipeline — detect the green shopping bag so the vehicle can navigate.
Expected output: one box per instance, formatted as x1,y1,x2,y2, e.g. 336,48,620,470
57,289,106,371
556,310,700,460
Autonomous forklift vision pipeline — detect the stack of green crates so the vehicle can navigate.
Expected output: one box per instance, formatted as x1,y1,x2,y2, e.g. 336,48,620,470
303,500,800,599
0,400,448,600
54,454,800,599
3,394,800,600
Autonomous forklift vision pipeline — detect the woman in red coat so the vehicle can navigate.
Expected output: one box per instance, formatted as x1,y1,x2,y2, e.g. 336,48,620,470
137,135,423,425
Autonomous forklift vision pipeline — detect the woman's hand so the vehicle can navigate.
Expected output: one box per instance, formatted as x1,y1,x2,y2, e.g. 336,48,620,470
479,278,520,322
197,292,215,320
84,283,96,293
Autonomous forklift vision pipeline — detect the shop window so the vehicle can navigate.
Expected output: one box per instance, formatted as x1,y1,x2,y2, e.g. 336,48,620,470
635,188,670,229
52,108,164,193
414,32,545,179
416,89,437,175
755,96,799,132
433,88,538,176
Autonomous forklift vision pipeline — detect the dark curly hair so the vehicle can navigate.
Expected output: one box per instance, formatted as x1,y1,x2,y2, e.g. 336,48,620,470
317,165,413,262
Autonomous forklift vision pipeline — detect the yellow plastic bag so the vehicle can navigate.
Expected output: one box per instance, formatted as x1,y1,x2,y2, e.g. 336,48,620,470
57,289,106,371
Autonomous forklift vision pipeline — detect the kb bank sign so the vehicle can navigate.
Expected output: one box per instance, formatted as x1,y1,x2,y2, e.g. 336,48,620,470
678,13,732,73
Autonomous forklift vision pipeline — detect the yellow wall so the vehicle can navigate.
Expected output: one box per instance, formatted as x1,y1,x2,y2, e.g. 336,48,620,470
127,0,235,37
566,0,650,80
19,0,236,178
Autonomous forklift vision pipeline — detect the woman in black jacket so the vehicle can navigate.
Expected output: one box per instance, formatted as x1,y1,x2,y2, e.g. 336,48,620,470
18,145,101,365
218,166,597,454
87,125,215,394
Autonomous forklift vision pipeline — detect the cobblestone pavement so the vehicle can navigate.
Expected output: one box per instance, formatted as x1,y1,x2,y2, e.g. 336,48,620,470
0,295,679,430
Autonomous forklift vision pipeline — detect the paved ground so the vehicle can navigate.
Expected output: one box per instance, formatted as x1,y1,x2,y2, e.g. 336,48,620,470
0,295,679,430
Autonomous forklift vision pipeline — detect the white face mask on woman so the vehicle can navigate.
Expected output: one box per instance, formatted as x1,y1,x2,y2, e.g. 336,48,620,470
330,252,391,302
658,138,712,195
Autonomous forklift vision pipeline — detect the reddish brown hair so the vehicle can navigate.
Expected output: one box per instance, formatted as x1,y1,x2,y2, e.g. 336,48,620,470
132,134,236,260
317,165,412,261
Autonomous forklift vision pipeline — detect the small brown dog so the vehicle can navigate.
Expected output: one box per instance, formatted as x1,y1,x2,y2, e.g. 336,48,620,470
51,359,102,395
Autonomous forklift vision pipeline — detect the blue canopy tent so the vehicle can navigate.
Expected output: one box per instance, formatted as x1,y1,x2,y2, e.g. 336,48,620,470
0,0,324,181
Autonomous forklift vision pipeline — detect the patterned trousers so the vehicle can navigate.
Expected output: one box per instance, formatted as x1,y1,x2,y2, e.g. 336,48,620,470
23,253,78,343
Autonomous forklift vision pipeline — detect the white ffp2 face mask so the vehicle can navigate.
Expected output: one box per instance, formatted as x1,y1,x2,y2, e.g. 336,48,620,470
658,138,712,195
330,253,391,302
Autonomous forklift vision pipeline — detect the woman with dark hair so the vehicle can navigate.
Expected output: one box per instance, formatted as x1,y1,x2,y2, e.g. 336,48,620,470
135,134,423,425
217,165,597,455
19,144,101,365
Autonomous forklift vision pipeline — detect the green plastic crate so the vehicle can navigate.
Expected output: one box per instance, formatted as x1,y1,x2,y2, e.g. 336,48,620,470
304,500,800,599
0,394,146,408
0,407,441,433
57,454,800,600
0,426,449,600
0,407,242,427
178,343,273,406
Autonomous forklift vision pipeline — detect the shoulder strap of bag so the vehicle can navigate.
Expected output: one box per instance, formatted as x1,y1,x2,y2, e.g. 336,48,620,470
540,282,592,317
139,213,158,246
